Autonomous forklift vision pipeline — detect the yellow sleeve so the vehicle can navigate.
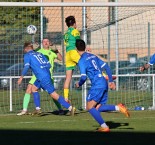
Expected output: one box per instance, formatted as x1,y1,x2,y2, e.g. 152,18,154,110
71,29,80,38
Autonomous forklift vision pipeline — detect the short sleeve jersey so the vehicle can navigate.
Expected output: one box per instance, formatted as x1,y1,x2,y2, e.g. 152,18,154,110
24,50,51,81
78,52,107,89
37,48,57,76
64,27,80,52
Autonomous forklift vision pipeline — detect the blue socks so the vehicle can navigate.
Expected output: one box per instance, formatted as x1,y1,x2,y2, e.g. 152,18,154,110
88,108,105,125
32,92,41,108
98,105,116,112
57,96,70,109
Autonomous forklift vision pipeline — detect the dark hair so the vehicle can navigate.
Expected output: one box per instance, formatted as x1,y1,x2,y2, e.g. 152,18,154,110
23,42,33,49
76,39,86,51
42,37,49,40
65,16,76,27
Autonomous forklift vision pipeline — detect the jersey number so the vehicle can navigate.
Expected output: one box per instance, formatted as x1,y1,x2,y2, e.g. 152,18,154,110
92,60,100,72
34,54,46,64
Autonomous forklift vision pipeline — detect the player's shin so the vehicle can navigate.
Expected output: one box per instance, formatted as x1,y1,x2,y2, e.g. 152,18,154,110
64,88,69,101
52,98,62,110
32,92,41,109
88,108,105,125
23,93,31,110
57,96,71,110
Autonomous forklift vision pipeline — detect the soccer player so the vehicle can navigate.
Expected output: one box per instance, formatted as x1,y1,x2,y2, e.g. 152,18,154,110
75,39,130,132
139,55,155,71
63,16,81,102
17,42,73,115
17,38,64,115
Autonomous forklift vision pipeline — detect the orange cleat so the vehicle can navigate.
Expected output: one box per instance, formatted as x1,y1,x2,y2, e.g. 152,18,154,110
118,103,130,117
96,127,110,132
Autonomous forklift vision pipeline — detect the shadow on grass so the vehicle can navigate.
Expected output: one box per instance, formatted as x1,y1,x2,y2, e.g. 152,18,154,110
106,121,133,130
40,110,85,116
0,130,154,145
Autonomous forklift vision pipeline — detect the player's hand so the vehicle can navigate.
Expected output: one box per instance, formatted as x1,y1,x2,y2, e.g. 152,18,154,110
75,82,80,88
109,82,116,90
139,63,150,72
17,77,23,85
49,45,57,51
139,66,145,72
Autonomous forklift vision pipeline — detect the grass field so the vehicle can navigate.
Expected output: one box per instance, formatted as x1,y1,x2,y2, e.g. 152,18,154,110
0,110,154,145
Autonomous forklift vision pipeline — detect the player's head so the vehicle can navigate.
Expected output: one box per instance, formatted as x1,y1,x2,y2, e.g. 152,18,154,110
76,39,86,52
42,37,50,49
65,16,76,28
23,42,33,53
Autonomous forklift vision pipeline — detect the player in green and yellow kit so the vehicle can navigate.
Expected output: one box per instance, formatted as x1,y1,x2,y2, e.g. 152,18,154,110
17,38,64,115
63,16,81,102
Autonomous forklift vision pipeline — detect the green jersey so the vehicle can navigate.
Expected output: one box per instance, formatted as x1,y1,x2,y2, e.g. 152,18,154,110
29,48,57,85
64,27,80,52
37,48,57,76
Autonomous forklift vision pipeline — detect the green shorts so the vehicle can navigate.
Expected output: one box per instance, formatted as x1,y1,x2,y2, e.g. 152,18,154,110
29,75,54,85
29,75,36,85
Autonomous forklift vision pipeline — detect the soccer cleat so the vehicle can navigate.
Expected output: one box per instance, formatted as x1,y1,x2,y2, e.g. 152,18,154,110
118,103,130,117
17,110,28,116
96,127,110,132
31,109,42,116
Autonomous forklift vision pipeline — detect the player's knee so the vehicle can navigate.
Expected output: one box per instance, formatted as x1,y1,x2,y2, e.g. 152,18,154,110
31,85,38,93
26,84,32,94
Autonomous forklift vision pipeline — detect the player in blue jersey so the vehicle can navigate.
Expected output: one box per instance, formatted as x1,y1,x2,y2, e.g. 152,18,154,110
139,54,155,71
75,39,130,132
17,42,74,114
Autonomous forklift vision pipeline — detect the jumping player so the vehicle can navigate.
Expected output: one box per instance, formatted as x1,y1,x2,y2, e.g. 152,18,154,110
63,16,81,102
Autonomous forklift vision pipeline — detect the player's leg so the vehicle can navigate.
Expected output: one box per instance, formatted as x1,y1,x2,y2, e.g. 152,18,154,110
63,50,80,102
51,91,72,111
17,84,32,116
63,69,73,102
87,89,110,132
52,98,64,115
96,90,130,117
41,80,73,113
31,80,42,114
87,100,110,132
51,78,64,115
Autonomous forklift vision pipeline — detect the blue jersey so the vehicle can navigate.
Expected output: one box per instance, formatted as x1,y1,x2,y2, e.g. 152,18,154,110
149,54,155,65
21,50,51,81
78,52,113,89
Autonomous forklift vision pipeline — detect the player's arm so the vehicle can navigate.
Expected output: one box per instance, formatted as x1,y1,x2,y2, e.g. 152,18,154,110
18,55,30,85
98,58,116,90
75,61,87,88
139,63,150,72
72,29,80,39
49,45,63,61
139,54,155,72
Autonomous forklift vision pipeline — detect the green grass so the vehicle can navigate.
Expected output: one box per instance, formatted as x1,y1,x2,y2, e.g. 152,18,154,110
0,89,153,114
0,110,154,145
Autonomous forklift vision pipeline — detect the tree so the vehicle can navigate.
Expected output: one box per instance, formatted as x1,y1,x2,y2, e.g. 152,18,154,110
0,0,40,45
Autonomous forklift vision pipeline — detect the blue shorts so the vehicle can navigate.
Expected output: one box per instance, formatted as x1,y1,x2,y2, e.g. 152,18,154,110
87,88,108,105
34,77,55,94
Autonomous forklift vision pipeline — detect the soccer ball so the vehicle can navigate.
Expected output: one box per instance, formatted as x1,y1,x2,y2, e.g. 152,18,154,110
26,25,37,35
